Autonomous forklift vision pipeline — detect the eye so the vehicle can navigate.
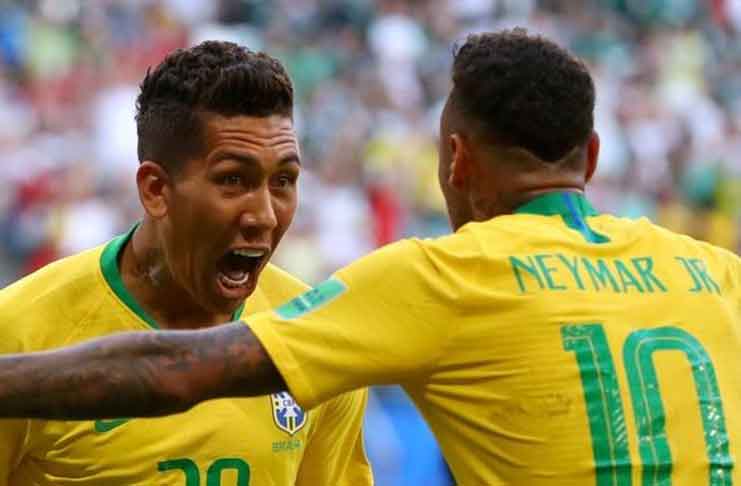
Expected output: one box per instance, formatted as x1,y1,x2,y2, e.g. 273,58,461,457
274,173,297,189
221,174,243,186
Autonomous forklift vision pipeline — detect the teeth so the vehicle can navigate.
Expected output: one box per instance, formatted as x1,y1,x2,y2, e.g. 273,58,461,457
220,272,250,288
232,249,265,258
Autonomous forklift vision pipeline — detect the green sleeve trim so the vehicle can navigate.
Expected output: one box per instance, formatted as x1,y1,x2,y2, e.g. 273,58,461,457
275,278,347,320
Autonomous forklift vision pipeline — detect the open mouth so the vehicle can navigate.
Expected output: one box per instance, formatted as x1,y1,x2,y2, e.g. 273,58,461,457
217,248,267,292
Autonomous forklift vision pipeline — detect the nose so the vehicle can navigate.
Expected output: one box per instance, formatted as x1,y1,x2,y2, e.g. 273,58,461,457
239,184,278,233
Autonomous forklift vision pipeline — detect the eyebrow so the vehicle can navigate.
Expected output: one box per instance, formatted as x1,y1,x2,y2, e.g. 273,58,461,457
212,151,301,167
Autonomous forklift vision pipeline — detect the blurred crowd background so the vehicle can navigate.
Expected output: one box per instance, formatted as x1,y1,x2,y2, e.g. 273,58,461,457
1,0,740,483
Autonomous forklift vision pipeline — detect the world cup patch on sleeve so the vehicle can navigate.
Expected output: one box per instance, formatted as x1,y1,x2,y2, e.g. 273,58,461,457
275,277,346,319
270,392,308,435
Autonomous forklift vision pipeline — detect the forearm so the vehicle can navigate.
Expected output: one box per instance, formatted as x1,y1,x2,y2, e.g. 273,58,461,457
0,322,285,420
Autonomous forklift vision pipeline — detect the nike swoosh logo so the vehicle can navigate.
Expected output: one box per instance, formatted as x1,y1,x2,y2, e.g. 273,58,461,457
94,418,131,433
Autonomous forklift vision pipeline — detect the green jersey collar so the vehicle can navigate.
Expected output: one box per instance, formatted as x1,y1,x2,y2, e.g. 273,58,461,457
514,191,599,217
100,224,245,330
513,191,609,244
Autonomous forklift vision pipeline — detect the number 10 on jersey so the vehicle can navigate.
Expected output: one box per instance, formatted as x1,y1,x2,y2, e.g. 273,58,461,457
561,324,733,485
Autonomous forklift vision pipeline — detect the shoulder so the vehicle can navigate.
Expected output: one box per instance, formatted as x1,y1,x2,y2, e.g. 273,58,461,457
334,238,433,280
0,245,105,310
329,236,484,310
0,245,106,350
599,216,740,291
639,218,740,263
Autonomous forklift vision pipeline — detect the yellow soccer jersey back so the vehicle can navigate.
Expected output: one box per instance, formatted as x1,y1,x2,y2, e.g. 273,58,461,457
249,191,741,485
0,228,371,486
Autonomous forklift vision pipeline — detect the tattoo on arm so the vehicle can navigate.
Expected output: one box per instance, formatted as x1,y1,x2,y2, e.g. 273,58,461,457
0,322,286,420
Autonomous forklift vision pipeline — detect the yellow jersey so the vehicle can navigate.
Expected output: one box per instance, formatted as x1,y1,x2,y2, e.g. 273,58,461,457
0,227,371,486
249,191,741,485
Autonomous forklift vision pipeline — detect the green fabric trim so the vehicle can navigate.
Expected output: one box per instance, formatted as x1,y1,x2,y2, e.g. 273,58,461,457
275,278,347,320
94,418,130,433
514,191,610,244
514,191,599,217
100,224,246,331
100,224,160,330
232,302,245,320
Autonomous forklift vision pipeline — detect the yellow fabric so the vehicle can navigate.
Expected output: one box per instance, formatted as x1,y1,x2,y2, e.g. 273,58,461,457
0,238,371,486
249,192,741,485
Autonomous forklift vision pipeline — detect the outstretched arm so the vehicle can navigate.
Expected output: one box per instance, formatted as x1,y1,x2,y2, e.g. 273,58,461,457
0,322,285,420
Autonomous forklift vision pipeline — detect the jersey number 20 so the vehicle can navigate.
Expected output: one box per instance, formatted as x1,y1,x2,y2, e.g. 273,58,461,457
561,324,733,485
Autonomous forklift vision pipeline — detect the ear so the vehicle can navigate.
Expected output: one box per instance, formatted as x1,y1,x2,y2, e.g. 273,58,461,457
136,161,171,219
448,133,472,190
584,131,600,184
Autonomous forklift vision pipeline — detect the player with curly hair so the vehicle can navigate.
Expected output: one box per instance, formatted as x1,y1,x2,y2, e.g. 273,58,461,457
0,41,371,486
1,29,741,485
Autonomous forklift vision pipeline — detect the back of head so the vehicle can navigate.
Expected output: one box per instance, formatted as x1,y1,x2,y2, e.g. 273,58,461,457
136,41,294,172
450,28,595,162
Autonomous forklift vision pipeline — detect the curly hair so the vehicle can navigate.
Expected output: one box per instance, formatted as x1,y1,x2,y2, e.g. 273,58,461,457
136,41,294,171
450,28,595,162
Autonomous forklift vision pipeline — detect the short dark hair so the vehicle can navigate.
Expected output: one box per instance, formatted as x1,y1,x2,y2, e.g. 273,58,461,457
136,41,293,171
450,28,595,162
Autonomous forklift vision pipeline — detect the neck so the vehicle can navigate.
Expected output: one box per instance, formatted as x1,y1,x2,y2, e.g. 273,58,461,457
120,220,234,330
471,143,589,220
508,186,585,212
470,185,585,224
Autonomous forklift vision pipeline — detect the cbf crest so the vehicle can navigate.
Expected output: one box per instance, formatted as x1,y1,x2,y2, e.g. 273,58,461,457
270,392,307,435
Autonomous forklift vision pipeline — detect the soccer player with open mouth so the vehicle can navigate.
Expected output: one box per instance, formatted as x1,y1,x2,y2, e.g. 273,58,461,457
0,41,371,486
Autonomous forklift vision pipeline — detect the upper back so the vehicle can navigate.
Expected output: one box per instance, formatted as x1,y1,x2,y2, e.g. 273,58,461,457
243,191,739,485
407,192,741,484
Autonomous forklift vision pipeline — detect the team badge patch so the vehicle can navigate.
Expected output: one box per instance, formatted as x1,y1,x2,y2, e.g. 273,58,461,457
270,392,308,435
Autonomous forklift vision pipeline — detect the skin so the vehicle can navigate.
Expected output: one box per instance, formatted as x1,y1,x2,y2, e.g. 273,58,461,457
0,96,599,420
0,323,273,419
0,113,300,418
126,113,301,329
438,96,599,230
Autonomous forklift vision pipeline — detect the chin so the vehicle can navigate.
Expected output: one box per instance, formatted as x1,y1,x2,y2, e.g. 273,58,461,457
204,287,253,317
206,298,246,319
